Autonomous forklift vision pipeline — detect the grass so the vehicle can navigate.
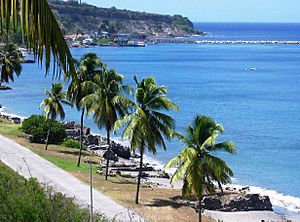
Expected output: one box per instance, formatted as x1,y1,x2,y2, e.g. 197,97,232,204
0,161,109,222
0,118,215,222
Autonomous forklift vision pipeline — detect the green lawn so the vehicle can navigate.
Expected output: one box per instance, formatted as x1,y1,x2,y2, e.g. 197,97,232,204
0,118,214,222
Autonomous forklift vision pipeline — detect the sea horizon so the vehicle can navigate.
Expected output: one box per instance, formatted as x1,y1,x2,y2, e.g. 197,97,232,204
1,22,300,217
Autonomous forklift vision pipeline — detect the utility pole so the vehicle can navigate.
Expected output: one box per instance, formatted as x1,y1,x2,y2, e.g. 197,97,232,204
89,147,94,222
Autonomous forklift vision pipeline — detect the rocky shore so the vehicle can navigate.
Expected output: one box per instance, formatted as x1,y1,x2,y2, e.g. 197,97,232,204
0,111,288,218
0,111,22,124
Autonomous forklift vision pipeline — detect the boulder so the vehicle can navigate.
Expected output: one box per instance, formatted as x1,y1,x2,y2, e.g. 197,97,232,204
111,142,131,159
202,196,222,210
84,134,99,146
222,194,273,212
194,193,273,212
103,150,118,162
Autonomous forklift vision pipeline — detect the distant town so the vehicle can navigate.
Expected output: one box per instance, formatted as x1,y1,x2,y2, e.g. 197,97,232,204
64,32,148,47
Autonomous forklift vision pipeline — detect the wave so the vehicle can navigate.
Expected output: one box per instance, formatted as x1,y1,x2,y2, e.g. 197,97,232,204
0,107,27,120
1,108,300,214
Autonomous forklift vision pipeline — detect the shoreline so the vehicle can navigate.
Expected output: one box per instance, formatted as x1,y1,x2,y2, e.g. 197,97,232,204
1,107,300,221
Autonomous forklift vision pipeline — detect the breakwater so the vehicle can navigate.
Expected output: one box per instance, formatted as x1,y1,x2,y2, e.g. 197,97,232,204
153,39,300,45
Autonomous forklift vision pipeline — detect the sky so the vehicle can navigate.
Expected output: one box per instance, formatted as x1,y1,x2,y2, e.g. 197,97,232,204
83,0,300,23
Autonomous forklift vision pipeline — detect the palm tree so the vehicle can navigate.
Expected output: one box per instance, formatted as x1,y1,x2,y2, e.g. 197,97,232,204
40,83,71,150
114,75,178,204
66,53,103,167
81,64,133,180
0,43,23,86
0,0,74,76
164,115,236,222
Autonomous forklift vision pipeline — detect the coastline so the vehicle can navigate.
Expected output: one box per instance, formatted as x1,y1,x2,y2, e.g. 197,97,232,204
1,107,300,221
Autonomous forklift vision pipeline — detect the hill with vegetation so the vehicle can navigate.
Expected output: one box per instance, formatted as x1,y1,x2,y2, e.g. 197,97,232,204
49,0,202,37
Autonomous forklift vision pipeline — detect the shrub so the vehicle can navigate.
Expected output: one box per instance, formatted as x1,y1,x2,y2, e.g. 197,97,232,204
20,115,66,144
0,161,109,222
61,139,80,149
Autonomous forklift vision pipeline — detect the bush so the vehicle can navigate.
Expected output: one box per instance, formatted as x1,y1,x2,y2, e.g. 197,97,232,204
20,115,66,144
0,161,108,222
61,139,80,149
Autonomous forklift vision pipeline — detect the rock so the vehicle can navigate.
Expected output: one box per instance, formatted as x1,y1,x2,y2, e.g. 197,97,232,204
110,141,131,159
226,194,273,212
141,172,150,178
10,117,21,124
96,170,103,175
84,134,99,146
0,86,12,90
193,194,273,212
201,196,222,210
103,150,118,162
63,121,90,138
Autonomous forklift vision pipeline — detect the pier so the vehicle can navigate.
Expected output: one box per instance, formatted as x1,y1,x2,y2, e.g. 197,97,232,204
153,39,300,45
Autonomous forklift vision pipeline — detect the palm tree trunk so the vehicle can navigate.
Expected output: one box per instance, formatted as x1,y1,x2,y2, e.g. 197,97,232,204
105,125,110,180
218,180,224,193
45,117,54,150
135,141,144,204
77,109,85,167
198,196,202,222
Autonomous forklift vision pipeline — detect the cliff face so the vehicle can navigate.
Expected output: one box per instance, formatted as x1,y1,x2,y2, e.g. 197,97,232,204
49,1,201,37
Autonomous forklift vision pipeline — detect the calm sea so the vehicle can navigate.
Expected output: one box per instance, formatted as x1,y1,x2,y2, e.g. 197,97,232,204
1,23,300,215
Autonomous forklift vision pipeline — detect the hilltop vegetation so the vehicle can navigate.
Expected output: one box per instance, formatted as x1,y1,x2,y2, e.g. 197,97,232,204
49,0,202,37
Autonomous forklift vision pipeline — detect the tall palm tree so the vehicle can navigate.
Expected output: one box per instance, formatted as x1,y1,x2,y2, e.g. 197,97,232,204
0,0,74,76
40,83,71,150
66,53,103,167
164,115,236,222
0,43,23,86
81,64,133,180
114,75,178,204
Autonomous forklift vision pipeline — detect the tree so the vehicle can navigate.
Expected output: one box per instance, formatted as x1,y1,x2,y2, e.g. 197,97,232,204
66,53,103,167
164,115,236,222
40,83,71,150
115,75,178,204
81,64,133,180
0,0,74,76
0,43,23,86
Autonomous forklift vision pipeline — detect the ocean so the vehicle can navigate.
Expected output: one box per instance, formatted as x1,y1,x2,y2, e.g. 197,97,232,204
1,22,300,215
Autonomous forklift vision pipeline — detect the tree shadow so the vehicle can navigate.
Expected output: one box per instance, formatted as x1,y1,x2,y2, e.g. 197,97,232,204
109,179,136,185
144,198,189,209
57,150,88,157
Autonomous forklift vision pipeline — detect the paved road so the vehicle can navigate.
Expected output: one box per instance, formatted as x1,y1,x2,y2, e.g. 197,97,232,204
0,134,144,222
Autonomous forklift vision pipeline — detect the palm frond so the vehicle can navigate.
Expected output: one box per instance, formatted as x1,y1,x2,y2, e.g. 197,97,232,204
0,0,74,76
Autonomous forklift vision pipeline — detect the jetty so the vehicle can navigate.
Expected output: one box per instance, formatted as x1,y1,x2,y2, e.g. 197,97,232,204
153,38,300,45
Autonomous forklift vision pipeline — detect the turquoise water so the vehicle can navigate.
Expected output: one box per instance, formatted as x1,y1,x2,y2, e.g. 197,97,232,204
1,23,300,214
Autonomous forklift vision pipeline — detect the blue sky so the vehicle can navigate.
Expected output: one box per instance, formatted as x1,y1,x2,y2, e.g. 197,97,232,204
84,0,299,23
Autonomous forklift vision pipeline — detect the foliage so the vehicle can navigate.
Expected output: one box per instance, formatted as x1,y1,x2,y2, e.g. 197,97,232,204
115,75,178,203
66,53,103,166
40,83,70,120
0,161,108,222
165,115,236,199
20,115,66,144
61,139,80,149
66,53,103,111
0,43,23,86
81,64,133,136
0,0,74,76
115,75,178,153
81,62,133,179
48,0,199,35
172,15,200,34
